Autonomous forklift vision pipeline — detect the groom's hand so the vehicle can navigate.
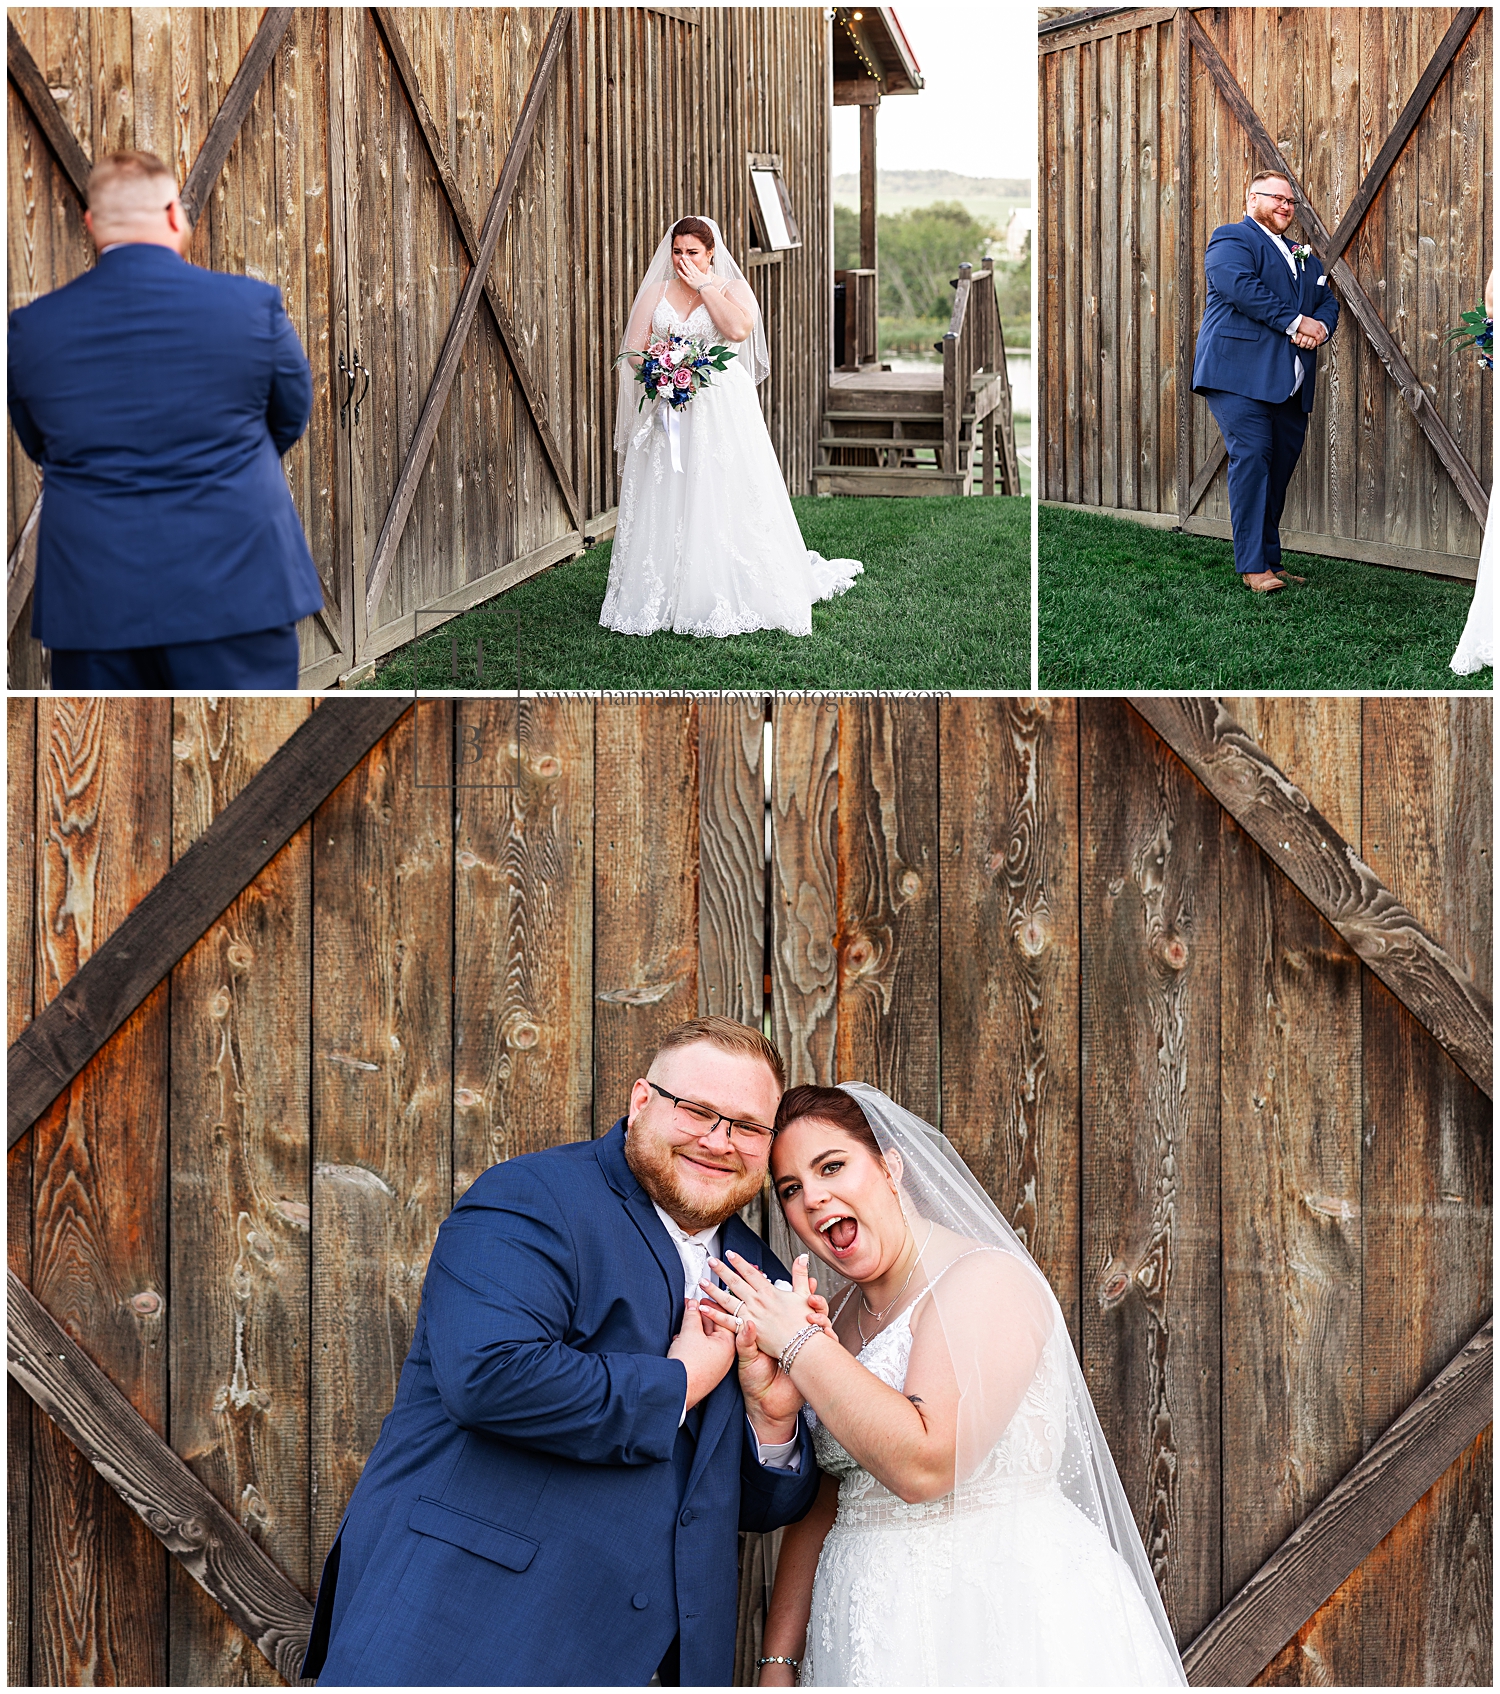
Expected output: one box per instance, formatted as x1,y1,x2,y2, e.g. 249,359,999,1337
736,1315,801,1443
669,1299,736,1409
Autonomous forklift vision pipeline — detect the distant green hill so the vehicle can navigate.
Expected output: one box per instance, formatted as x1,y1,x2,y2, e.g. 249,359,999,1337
832,170,1030,233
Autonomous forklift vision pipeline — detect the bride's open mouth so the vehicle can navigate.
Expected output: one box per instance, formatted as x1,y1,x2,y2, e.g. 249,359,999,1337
817,1213,859,1257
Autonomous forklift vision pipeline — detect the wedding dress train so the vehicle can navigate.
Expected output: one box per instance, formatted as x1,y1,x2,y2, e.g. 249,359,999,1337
600,296,862,637
801,1306,1185,1687
1451,497,1495,674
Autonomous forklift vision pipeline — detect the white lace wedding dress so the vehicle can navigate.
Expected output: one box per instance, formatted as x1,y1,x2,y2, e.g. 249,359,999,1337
600,297,862,637
801,1308,1185,1686
1451,498,1494,673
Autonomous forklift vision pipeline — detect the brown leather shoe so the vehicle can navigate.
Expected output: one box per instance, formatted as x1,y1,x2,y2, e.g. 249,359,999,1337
1243,570,1285,593
1272,568,1308,584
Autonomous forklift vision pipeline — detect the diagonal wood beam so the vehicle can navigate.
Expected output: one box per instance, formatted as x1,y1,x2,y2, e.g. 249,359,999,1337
372,7,582,535
7,698,412,1145
7,1271,313,1682
1131,696,1492,1098
179,7,294,225
1185,437,1226,516
1321,8,1481,273
364,7,573,620
7,485,42,637
1182,1320,1492,1686
6,19,90,200
1186,13,1489,529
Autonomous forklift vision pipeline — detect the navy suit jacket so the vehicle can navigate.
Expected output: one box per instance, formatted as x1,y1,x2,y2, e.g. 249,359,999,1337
7,243,324,649
303,1120,819,1687
1192,216,1339,412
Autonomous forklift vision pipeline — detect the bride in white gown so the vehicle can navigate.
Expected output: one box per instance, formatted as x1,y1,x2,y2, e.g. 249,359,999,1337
1451,268,1494,675
700,1084,1187,1688
601,215,861,637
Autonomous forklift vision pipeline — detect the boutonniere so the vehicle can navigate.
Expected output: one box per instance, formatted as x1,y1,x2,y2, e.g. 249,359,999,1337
1291,243,1314,271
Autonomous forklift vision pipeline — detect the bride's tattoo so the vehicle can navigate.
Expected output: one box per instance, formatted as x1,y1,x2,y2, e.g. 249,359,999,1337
906,1394,924,1406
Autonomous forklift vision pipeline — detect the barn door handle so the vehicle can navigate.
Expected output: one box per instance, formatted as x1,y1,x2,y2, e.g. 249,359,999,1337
338,350,356,429
351,351,370,427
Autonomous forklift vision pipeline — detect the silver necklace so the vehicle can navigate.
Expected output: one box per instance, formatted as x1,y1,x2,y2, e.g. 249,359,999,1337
857,1220,934,1344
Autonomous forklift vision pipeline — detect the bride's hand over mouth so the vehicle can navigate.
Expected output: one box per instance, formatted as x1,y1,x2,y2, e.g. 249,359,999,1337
673,253,755,342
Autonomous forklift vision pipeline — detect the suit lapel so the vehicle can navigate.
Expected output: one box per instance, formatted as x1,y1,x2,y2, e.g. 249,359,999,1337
1243,215,1297,309
595,1120,683,1330
681,1213,771,1503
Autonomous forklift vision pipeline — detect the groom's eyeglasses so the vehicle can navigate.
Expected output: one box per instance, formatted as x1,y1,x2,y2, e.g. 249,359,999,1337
1253,191,1296,210
647,1080,775,1148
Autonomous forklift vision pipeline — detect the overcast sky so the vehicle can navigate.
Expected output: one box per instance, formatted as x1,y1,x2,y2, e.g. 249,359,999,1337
830,4,1035,185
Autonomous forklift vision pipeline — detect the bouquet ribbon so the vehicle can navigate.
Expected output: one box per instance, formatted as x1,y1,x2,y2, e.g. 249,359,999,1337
659,398,684,473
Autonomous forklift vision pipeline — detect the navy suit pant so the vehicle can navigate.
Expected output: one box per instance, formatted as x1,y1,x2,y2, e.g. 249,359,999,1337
49,621,300,688
1201,388,1309,575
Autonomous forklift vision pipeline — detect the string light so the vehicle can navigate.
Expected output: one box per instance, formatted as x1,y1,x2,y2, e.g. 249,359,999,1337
839,8,881,84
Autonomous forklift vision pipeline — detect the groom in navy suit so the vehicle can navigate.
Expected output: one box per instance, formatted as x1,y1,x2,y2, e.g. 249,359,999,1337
7,150,324,686
1192,169,1340,593
302,1017,821,1687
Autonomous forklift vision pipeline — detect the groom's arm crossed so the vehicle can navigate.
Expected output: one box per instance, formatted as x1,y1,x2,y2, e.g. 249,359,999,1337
423,1166,685,1467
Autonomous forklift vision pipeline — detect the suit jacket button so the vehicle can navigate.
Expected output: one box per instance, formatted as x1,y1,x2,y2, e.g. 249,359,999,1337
679,1508,694,1526
632,1592,650,1610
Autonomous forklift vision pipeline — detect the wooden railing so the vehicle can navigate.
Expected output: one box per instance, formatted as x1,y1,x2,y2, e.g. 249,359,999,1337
835,267,878,370
942,258,1020,494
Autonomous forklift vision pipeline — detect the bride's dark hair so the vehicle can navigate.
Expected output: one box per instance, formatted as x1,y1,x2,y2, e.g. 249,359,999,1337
670,215,716,252
774,1083,880,1154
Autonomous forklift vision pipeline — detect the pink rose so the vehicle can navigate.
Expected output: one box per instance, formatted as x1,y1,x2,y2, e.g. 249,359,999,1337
673,367,693,389
647,339,668,357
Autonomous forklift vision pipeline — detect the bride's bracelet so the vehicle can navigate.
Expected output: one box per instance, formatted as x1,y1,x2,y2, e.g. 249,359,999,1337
757,1655,800,1672
777,1324,823,1375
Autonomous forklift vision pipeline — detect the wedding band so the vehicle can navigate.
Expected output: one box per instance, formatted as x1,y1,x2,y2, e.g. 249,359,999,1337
733,1296,746,1318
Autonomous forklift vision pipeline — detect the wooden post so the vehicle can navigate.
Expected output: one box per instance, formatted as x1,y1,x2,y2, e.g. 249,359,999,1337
859,98,878,273
1174,8,1191,520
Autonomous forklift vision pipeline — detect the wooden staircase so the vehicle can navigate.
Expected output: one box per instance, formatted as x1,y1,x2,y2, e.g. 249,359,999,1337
813,259,1021,498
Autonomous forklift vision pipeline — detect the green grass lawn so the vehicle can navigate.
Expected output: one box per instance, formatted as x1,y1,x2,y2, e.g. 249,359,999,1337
1039,507,1490,690
365,495,1027,691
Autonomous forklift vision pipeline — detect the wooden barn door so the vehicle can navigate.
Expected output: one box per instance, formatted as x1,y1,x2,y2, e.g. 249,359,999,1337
329,8,581,673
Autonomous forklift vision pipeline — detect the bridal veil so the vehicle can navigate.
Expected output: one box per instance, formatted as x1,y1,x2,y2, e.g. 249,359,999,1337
817,1082,1188,1683
613,214,770,466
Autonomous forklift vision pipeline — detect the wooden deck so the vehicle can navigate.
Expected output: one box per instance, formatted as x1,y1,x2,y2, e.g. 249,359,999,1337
815,367,1015,496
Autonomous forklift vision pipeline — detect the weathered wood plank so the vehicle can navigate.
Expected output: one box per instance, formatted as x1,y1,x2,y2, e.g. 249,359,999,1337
698,698,766,1027
593,702,700,1129
6,17,90,198
310,703,453,1569
835,701,940,1123
167,698,312,1687
181,8,289,218
1173,7,1190,517
770,699,840,1090
1130,696,1492,1098
939,698,1080,1348
1184,1320,1493,1686
1218,701,1363,1687
363,7,572,619
8,1270,313,1684
30,697,171,1686
1080,698,1222,1644
8,700,412,1146
7,698,36,1690
452,697,593,1193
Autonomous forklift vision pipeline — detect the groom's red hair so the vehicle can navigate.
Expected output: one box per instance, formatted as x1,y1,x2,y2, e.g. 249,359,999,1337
651,1015,785,1091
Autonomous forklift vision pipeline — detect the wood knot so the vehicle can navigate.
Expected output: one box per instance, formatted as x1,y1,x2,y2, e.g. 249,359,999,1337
129,1290,162,1318
1097,1261,1131,1310
1018,916,1049,957
1159,936,1188,970
532,755,561,779
510,1022,540,1050
454,1089,481,1109
208,986,232,1020
897,870,921,900
456,849,480,869
843,934,876,976
225,942,253,974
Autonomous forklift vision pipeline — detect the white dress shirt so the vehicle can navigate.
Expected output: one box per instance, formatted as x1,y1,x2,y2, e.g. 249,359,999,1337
652,1202,800,1469
1254,219,1307,398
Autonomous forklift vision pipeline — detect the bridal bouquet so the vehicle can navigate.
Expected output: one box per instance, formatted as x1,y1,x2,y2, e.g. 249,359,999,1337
1445,306,1493,371
618,332,735,413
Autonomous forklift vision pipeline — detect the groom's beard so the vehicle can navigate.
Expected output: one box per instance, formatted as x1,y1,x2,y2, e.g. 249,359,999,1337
625,1125,763,1231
